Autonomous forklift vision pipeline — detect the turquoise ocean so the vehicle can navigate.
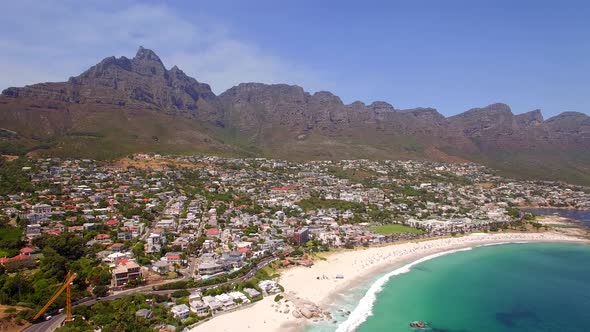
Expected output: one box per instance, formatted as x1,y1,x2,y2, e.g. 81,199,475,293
306,242,590,332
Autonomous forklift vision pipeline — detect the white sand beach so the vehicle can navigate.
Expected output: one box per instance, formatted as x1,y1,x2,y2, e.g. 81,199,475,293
191,232,587,332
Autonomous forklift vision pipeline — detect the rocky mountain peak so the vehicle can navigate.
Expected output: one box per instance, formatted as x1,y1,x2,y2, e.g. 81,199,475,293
401,107,445,121
464,103,513,116
449,103,516,137
515,109,544,128
547,111,590,121
134,46,163,63
368,101,395,113
545,112,590,136
311,91,343,106
0,46,219,117
77,56,132,80
221,83,307,101
131,46,166,76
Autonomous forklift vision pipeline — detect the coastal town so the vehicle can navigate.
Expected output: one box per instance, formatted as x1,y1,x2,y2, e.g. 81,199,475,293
0,154,589,331
2,3,590,331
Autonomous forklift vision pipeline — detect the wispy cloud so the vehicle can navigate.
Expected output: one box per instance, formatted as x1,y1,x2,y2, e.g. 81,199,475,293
0,0,324,94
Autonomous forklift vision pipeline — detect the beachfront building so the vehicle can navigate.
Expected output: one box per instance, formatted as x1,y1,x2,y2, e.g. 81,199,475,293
215,293,237,310
171,304,190,320
228,291,250,304
202,295,223,312
258,280,281,294
190,300,210,317
243,288,261,299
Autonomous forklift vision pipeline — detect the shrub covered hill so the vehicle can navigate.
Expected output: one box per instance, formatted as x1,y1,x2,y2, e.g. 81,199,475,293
1,47,589,184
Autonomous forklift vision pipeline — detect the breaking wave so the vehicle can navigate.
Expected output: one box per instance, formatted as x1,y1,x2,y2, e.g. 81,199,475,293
335,247,473,332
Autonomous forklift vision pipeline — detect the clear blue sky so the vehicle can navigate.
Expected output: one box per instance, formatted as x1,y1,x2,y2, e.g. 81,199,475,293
1,0,589,117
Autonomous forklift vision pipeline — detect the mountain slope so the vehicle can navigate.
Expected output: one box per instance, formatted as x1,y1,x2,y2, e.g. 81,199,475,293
1,47,589,184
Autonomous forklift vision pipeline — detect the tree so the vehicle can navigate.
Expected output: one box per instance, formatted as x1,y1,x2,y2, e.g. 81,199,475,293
132,242,145,257
0,157,34,195
33,232,86,261
92,285,109,298
87,266,112,287
4,258,36,273
0,225,25,251
40,247,68,280
171,289,190,298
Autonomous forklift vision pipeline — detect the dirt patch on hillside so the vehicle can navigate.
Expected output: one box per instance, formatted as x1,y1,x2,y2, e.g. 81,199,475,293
0,155,19,161
0,305,32,332
114,157,204,170
425,147,470,164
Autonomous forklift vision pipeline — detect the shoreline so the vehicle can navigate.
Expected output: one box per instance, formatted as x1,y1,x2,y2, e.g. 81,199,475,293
190,232,588,332
519,205,590,211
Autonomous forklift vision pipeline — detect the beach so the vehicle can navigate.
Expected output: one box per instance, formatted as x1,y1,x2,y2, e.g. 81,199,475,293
190,232,587,332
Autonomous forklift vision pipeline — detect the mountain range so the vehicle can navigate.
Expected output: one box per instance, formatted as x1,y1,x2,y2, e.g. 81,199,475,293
1,47,589,185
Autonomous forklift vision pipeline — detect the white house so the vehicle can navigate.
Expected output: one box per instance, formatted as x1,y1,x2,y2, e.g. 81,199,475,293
202,295,223,311
228,291,250,304
171,304,190,320
189,300,210,317
215,294,237,310
258,280,281,294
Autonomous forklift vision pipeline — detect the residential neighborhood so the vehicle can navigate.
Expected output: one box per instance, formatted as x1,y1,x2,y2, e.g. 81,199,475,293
0,154,589,330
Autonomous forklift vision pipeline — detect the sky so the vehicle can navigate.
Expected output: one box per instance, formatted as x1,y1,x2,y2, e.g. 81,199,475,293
1,0,589,117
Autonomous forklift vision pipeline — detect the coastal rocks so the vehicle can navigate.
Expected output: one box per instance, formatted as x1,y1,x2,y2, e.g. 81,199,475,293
300,308,313,319
283,293,332,322
337,309,352,315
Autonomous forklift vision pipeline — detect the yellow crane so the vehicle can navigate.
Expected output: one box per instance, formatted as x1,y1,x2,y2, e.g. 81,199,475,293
33,272,77,323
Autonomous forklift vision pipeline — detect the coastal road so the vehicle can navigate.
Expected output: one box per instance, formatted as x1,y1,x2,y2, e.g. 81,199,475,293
24,256,278,332
24,316,64,332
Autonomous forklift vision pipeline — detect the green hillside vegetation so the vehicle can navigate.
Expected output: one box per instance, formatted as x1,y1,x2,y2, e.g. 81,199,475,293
442,146,590,186
368,224,425,235
2,104,589,186
0,157,34,195
326,166,378,184
0,223,25,258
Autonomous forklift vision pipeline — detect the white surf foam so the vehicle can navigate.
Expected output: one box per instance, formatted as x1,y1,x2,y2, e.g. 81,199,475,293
479,241,512,247
335,247,473,332
479,241,529,247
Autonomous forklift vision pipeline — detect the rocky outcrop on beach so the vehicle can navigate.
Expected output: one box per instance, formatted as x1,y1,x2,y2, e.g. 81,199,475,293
275,293,331,321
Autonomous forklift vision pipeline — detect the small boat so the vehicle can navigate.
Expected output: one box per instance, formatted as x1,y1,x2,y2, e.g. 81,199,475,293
409,321,428,329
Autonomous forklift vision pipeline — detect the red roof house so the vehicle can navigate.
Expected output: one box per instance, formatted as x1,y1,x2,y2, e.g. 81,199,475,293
206,228,220,238
20,247,34,255
105,219,120,227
